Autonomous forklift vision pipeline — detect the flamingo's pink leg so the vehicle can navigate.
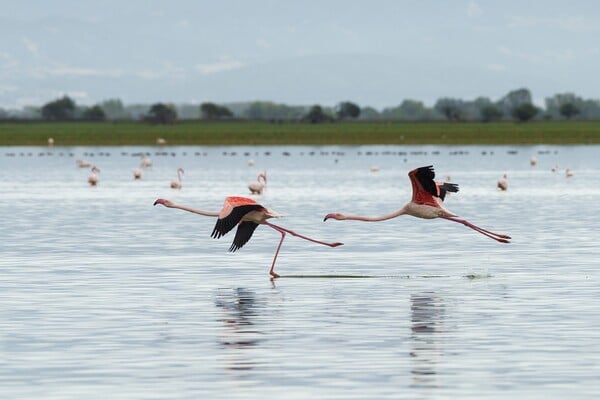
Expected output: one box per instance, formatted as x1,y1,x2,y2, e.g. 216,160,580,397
264,222,343,247
268,228,286,278
441,216,511,243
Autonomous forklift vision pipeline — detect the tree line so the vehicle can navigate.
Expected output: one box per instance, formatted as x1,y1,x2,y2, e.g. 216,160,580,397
1,88,599,124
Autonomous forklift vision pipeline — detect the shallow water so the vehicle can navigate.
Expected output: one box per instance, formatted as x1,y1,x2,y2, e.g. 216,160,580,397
0,145,599,399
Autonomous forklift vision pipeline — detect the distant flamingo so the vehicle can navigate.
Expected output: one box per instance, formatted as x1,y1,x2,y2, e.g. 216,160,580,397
565,168,574,177
248,171,267,194
154,196,343,277
88,166,100,186
170,168,184,189
140,153,152,168
156,137,167,146
133,168,142,180
77,159,91,168
324,165,511,243
530,156,537,166
497,173,508,191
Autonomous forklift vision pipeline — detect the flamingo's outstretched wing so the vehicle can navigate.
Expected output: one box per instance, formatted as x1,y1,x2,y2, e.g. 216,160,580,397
437,182,459,200
410,165,437,196
409,165,459,204
229,221,259,252
212,204,263,239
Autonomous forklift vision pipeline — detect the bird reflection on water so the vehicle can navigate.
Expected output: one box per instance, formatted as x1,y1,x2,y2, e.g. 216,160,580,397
410,292,446,388
214,288,264,371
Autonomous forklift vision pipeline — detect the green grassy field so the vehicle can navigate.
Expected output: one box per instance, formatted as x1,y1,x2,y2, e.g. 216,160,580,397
1,120,599,146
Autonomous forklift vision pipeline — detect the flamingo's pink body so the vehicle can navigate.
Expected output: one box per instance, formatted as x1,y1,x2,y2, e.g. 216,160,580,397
248,172,267,194
88,166,100,186
154,196,343,278
324,165,511,243
77,159,91,168
170,168,184,189
497,174,508,191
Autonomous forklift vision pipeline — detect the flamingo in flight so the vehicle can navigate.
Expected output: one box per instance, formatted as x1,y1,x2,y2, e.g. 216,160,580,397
170,168,184,189
248,171,267,195
324,165,511,243
154,196,343,278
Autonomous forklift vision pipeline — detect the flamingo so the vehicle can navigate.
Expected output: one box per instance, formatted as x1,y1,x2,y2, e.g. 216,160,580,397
530,156,537,166
154,196,343,278
565,168,574,177
497,173,508,191
133,167,142,180
324,165,511,243
170,168,184,189
140,153,152,168
77,159,91,168
88,166,100,186
156,137,167,146
248,171,267,195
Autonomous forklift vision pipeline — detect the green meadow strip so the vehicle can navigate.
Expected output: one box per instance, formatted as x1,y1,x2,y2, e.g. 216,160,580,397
1,120,599,146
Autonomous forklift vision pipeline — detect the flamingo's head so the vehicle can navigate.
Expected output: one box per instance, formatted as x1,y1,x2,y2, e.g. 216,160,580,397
323,213,345,222
154,198,172,207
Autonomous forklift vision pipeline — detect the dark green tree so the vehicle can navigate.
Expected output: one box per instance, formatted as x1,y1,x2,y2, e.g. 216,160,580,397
82,105,107,121
511,103,539,122
146,103,177,124
303,105,330,123
559,103,580,119
499,88,532,117
335,101,361,119
434,98,463,121
480,105,503,122
41,96,76,120
200,102,233,119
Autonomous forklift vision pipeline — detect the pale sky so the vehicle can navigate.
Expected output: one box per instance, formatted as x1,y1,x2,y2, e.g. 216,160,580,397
1,0,599,109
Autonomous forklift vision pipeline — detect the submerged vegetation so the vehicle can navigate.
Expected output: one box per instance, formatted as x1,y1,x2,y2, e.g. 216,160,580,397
1,120,599,146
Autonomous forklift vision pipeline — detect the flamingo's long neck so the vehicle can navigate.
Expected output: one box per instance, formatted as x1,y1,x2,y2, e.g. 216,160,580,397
178,170,183,182
258,174,266,185
171,203,219,217
342,207,407,222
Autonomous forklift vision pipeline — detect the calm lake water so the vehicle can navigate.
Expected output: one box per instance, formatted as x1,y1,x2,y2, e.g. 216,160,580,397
1,145,599,399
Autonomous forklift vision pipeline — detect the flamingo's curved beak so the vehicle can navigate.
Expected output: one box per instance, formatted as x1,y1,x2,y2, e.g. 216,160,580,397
323,213,335,222
154,198,166,206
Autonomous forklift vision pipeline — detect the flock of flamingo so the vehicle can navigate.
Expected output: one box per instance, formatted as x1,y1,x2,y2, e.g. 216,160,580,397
68,147,578,278
494,156,574,191
154,165,513,278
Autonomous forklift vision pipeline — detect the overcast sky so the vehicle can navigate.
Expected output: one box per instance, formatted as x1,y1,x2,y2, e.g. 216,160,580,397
1,0,599,109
